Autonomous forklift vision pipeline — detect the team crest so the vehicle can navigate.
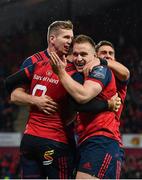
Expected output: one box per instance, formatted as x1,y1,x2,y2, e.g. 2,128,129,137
89,66,106,79
43,150,54,165
46,70,52,77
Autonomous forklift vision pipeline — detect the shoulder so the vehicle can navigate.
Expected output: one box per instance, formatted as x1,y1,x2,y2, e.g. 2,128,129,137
21,50,49,69
87,65,112,87
89,65,111,79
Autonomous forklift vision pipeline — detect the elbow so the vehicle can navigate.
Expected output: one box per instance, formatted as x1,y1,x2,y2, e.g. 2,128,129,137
10,91,16,103
117,69,130,81
126,69,130,80
10,88,21,104
122,69,130,81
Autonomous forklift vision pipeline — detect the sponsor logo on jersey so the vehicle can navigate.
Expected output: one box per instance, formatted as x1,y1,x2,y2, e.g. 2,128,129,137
33,74,59,84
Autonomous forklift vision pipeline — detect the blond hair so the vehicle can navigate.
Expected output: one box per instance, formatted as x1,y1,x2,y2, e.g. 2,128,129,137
47,20,73,42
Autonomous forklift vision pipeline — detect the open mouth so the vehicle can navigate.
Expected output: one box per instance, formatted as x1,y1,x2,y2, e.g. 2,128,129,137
74,61,86,71
75,63,84,67
74,59,86,67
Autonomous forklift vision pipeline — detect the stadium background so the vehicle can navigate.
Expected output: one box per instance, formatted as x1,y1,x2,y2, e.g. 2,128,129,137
0,0,142,178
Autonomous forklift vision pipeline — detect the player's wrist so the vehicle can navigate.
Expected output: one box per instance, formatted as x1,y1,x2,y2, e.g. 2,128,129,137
107,99,113,111
58,69,66,78
30,95,39,106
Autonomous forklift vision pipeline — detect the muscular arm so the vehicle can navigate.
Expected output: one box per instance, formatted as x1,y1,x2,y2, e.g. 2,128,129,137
11,88,58,114
5,69,31,94
84,58,130,81
5,69,58,114
69,96,108,113
58,69,102,104
11,87,33,106
5,69,35,106
106,59,130,81
49,52,111,104
70,71,121,113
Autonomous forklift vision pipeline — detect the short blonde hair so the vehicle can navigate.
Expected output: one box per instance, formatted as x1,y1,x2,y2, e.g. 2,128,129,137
47,20,73,42
73,34,96,49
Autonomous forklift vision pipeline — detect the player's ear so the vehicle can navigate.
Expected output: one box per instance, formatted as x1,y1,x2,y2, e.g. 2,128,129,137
49,35,56,44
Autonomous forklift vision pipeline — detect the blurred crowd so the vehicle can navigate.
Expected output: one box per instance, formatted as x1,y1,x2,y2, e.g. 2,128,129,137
121,149,142,179
0,152,19,179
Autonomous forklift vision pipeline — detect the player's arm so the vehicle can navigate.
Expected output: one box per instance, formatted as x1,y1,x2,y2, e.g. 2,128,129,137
10,88,58,114
20,56,35,69
5,68,31,94
69,94,121,113
11,87,36,106
10,57,39,106
84,58,130,81
5,66,58,114
70,71,121,112
9,56,35,105
5,66,35,105
103,59,130,81
60,69,102,104
50,52,110,104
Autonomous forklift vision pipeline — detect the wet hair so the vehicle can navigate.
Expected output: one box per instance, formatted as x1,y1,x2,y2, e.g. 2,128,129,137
73,34,96,49
47,20,73,42
95,40,114,52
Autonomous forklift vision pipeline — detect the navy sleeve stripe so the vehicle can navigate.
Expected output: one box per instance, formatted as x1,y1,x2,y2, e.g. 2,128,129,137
27,64,35,74
5,70,30,94
38,52,43,60
71,72,84,84
20,57,33,69
34,53,43,61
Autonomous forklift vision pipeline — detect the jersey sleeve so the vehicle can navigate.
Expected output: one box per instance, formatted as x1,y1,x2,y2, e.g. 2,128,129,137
24,64,35,79
20,57,34,69
68,96,108,113
5,69,29,94
20,50,50,70
116,78,129,103
5,64,35,94
71,72,84,84
86,65,112,88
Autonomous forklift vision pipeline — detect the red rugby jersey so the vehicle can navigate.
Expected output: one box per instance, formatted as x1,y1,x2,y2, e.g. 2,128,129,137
76,65,123,144
23,58,76,144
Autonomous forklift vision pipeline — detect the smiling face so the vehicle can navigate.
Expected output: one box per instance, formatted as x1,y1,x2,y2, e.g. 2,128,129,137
72,42,96,72
97,45,115,61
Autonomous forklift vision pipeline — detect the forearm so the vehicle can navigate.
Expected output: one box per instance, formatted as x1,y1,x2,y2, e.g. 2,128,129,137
107,60,130,81
69,96,108,113
59,70,87,103
59,70,100,104
11,88,37,106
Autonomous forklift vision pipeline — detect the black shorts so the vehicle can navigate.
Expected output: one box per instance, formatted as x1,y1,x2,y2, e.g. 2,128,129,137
77,136,124,179
20,134,76,179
